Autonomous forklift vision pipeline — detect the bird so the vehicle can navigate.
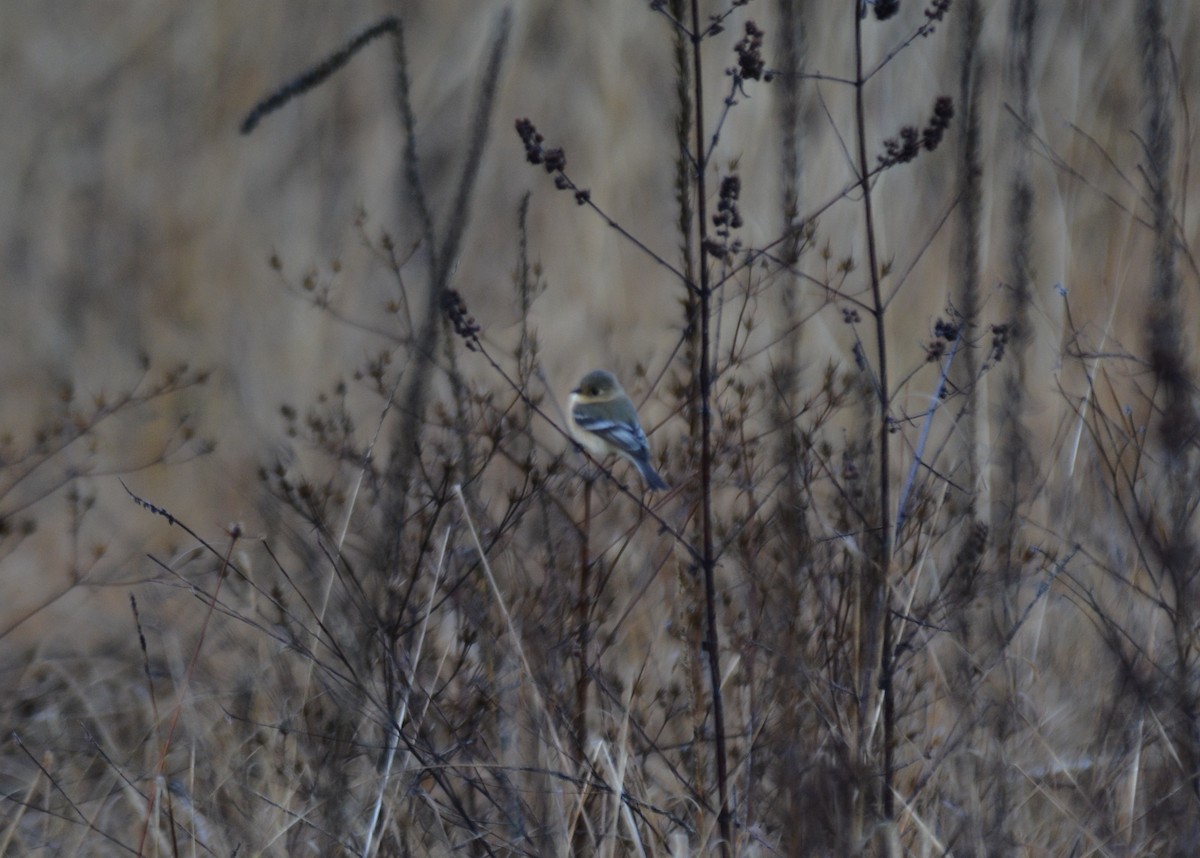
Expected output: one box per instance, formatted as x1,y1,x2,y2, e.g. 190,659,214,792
569,369,669,491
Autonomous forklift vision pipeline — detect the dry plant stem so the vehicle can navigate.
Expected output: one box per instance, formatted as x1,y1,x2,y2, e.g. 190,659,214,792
136,528,238,858
129,595,179,854
999,0,1035,597
853,2,896,828
670,0,695,295
598,703,647,858
571,480,593,857
687,0,731,851
575,478,593,759
952,0,983,490
294,373,404,723
387,12,510,566
239,17,399,134
11,736,131,853
1139,0,1200,810
895,337,961,535
451,487,573,833
360,526,450,858
0,748,44,854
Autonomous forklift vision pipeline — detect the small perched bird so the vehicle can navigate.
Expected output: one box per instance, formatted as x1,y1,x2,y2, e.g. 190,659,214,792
569,369,669,491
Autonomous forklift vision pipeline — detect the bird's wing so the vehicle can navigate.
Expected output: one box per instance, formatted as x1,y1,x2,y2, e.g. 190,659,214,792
572,412,649,458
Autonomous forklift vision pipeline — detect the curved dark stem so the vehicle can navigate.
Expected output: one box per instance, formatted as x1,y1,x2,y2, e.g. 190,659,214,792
385,10,511,567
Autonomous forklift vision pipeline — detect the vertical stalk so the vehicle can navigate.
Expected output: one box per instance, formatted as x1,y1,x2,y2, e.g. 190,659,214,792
1140,0,1199,812
573,480,592,855
688,0,732,851
951,1,987,850
575,480,592,759
852,2,895,825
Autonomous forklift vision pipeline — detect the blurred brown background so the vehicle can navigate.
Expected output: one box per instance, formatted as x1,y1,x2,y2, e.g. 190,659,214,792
2,2,1200,854
1,1,1197,645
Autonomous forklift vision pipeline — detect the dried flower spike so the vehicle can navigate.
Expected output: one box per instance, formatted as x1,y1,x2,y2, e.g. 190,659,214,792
444,290,481,349
733,21,769,83
515,117,567,174
873,0,901,21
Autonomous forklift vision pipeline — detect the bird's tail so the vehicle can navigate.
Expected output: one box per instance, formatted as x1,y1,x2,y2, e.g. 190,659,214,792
637,459,670,491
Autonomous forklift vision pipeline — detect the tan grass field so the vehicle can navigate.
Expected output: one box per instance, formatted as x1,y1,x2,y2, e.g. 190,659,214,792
2,1,1199,855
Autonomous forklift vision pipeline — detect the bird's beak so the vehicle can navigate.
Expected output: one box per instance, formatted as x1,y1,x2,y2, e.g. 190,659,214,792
571,386,580,395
